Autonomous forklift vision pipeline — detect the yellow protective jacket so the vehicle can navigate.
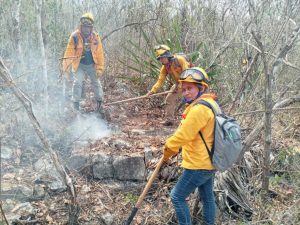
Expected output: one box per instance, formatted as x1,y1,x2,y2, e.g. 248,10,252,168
150,55,190,93
165,94,219,170
62,29,105,76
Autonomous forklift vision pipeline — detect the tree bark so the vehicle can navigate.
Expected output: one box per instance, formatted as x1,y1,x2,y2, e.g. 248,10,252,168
251,31,272,196
180,3,188,52
11,0,24,73
34,0,49,115
251,23,300,197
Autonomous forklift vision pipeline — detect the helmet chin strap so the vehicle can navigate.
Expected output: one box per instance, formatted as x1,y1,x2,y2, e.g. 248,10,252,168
183,89,203,104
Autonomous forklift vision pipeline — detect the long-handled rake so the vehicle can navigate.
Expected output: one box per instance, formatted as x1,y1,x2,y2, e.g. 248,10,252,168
124,157,165,225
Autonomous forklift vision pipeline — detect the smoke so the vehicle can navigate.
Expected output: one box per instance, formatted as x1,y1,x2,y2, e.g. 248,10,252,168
68,113,111,141
0,59,111,157
0,30,112,158
29,67,112,154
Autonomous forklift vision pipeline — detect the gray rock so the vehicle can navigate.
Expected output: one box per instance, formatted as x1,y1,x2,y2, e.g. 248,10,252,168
33,184,45,199
9,202,36,222
109,139,132,150
48,180,66,192
2,199,17,212
19,185,33,197
144,146,153,164
93,153,114,179
67,154,88,171
34,157,67,192
113,156,145,181
101,212,114,225
1,145,13,159
1,182,33,201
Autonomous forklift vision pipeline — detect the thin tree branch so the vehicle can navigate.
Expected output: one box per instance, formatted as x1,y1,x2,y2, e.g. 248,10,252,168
246,42,300,72
0,201,9,225
0,139,9,225
240,95,300,159
102,17,158,41
208,25,240,69
228,52,260,114
233,107,300,116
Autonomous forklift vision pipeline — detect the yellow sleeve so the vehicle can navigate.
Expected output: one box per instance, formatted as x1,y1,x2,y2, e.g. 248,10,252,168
177,55,190,71
165,105,212,153
94,34,105,73
62,35,76,73
150,66,167,93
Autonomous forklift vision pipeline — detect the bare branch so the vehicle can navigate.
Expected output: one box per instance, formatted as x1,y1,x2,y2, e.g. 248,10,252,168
228,52,260,114
208,25,240,69
102,18,158,41
233,107,300,116
0,201,9,225
240,95,300,157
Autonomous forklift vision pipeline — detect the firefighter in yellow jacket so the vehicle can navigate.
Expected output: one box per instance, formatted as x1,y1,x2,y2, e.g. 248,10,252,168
163,67,219,225
62,12,105,111
146,45,190,126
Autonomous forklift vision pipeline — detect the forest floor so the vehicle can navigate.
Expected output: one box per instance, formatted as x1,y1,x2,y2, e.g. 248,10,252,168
37,83,186,224
3,78,300,225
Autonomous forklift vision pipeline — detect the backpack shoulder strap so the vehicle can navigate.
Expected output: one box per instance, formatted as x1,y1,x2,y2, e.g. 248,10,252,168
199,128,213,162
71,31,79,50
194,99,218,162
196,99,218,115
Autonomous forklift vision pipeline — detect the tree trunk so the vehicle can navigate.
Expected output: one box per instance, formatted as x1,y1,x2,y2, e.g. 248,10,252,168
252,23,300,198
262,49,272,196
251,32,272,196
180,3,188,52
11,0,24,74
34,0,49,116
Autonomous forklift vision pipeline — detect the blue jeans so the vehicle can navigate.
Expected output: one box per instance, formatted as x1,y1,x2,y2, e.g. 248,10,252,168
170,169,216,225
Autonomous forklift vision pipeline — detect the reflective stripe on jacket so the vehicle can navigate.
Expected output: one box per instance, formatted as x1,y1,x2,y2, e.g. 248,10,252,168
150,55,190,93
62,29,104,75
165,94,219,170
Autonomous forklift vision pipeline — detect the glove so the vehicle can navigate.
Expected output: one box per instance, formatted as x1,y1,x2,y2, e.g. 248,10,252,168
163,146,176,162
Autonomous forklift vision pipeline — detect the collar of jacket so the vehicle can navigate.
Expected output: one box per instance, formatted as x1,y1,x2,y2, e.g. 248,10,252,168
75,29,96,41
181,93,215,118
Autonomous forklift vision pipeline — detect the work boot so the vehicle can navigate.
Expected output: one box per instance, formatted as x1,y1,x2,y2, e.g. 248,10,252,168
96,100,106,118
73,102,80,111
96,100,102,112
